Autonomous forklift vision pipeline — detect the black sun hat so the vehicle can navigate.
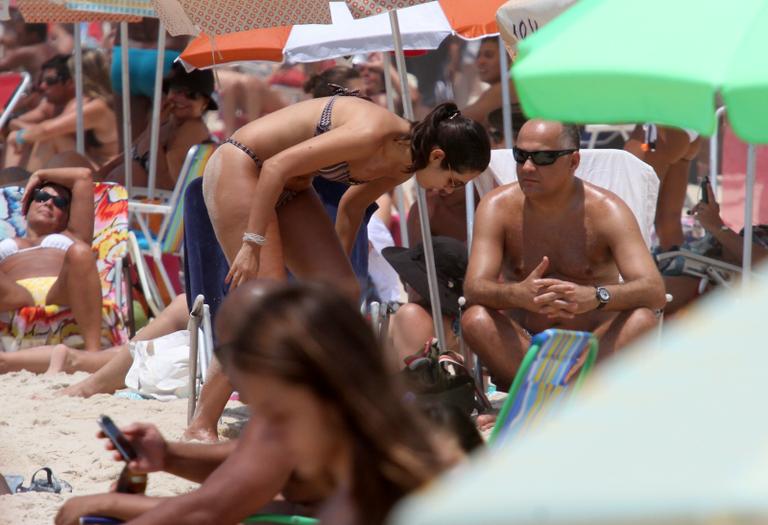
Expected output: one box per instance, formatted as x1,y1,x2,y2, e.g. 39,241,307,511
163,62,218,111
382,236,468,317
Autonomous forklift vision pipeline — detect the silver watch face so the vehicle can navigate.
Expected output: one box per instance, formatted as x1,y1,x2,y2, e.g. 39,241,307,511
597,287,611,303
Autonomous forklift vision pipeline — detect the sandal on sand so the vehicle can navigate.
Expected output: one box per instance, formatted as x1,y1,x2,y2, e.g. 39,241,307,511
16,467,72,494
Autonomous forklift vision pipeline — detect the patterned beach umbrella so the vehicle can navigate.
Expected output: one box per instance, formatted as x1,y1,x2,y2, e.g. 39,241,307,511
149,0,333,36
151,0,503,38
17,0,140,22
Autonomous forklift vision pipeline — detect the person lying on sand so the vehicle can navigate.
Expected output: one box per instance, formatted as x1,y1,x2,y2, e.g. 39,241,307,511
0,294,188,377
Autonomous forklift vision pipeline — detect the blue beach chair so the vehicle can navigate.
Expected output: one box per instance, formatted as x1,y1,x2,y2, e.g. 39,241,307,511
489,329,598,446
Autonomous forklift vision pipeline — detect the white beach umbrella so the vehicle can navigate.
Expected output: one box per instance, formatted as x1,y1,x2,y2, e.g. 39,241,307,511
390,269,768,525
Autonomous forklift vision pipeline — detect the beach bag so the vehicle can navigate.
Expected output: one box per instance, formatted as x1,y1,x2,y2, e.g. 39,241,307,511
124,330,190,400
400,339,484,418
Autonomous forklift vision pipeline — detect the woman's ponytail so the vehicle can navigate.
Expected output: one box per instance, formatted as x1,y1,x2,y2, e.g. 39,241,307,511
407,102,490,174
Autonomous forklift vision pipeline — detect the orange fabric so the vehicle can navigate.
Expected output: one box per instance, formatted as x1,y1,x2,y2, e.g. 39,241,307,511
438,0,506,39
180,27,292,69
180,1,506,70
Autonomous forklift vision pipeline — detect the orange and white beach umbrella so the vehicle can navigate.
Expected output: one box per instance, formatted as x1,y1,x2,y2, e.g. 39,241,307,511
179,2,457,69
179,0,506,69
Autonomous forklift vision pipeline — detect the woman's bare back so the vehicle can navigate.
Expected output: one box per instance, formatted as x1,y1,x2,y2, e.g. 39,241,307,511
230,96,409,174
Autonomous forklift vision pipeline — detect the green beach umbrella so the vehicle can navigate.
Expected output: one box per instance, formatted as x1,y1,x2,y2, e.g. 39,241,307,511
512,0,768,143
390,269,768,525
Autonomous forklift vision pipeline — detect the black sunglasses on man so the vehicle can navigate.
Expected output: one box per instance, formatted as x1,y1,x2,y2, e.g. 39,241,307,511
512,147,577,166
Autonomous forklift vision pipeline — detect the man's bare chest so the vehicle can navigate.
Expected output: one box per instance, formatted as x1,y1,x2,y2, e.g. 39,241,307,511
502,218,614,283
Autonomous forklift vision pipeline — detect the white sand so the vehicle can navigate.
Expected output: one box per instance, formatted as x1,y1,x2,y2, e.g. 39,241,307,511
0,371,246,524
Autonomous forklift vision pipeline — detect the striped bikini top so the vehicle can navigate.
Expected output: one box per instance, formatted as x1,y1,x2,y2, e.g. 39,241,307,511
314,89,366,186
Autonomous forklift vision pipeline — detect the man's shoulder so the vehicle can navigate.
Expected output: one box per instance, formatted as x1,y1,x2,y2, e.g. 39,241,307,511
582,180,631,216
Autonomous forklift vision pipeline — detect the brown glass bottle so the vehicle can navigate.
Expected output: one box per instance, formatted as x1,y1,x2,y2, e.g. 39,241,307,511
116,465,147,494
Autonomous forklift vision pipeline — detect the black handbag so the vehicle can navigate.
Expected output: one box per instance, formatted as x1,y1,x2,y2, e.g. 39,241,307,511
400,339,485,417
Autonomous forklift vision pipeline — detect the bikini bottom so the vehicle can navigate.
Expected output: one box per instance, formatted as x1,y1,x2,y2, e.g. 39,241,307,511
17,276,58,306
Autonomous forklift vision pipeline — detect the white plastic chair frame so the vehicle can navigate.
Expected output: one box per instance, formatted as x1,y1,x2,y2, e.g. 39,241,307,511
127,231,166,318
0,72,31,130
127,145,202,302
187,294,213,424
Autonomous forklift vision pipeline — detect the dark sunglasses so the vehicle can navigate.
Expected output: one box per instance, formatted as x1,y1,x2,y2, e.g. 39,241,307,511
32,188,70,210
512,147,577,166
168,87,204,100
41,75,65,87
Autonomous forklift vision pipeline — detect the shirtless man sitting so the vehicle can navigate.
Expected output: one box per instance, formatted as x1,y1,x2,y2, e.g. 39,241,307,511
461,119,666,386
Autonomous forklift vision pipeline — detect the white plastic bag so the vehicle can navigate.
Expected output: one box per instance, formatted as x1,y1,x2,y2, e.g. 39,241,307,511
124,330,190,400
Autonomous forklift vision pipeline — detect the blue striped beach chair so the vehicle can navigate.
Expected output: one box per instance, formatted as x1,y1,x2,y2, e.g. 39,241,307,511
129,143,215,313
489,329,598,446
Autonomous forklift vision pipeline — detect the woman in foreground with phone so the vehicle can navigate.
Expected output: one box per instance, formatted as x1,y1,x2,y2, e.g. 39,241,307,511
55,281,453,525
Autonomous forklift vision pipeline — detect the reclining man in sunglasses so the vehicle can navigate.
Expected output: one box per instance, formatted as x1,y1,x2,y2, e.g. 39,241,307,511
462,119,666,388
0,166,104,351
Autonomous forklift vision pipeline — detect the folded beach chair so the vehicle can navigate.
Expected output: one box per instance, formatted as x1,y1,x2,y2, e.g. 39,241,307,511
0,72,32,130
129,143,216,307
489,329,598,446
656,248,744,290
0,183,131,351
186,294,213,424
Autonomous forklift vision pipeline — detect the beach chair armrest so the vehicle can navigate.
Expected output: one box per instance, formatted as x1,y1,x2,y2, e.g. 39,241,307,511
128,201,172,215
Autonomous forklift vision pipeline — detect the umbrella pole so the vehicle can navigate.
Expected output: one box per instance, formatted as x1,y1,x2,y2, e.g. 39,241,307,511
147,23,167,200
74,23,85,155
465,182,475,248
389,9,447,352
120,23,133,197
498,35,513,149
742,144,756,287
383,51,410,248
709,106,725,195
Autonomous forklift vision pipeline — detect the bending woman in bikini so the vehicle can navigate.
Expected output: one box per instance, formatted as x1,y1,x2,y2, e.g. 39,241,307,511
0,167,103,353
185,89,490,442
203,88,491,296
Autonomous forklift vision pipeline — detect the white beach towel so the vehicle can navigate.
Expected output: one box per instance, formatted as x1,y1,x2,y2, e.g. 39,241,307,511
478,148,659,247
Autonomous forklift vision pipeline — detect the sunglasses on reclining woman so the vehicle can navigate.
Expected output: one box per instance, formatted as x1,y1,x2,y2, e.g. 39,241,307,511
512,147,577,166
32,188,70,210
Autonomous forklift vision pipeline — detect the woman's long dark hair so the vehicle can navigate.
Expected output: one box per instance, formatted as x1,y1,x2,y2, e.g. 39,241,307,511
216,283,443,525
408,102,491,174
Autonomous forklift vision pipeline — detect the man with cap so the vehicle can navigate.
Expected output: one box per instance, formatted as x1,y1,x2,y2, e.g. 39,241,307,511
462,119,666,388
383,236,468,367
99,63,216,191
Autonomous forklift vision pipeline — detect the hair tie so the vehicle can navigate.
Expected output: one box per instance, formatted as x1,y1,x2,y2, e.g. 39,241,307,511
448,110,461,120
328,83,361,97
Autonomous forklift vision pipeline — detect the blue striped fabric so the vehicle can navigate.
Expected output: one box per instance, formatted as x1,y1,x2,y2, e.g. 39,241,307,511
495,329,594,445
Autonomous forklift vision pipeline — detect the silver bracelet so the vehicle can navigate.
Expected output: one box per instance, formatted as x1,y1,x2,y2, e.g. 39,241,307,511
242,232,266,246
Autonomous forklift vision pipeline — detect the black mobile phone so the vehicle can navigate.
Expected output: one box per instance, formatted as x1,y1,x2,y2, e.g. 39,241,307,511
98,415,137,462
700,177,710,204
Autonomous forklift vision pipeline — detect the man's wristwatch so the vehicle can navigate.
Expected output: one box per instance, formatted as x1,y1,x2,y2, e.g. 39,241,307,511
595,286,611,310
